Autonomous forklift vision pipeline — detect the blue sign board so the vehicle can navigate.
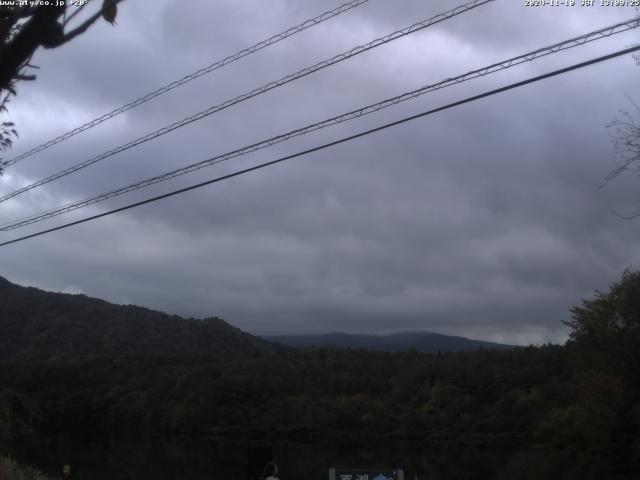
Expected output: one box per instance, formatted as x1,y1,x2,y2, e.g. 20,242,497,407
329,468,404,480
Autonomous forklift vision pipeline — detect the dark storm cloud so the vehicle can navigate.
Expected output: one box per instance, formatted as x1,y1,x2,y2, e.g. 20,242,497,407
1,0,639,345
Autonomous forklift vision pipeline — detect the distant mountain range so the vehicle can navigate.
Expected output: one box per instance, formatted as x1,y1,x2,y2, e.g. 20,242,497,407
0,275,511,362
0,275,280,361
264,332,513,353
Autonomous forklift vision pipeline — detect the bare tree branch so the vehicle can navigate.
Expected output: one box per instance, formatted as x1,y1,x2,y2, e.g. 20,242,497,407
12,73,35,81
0,0,125,174
63,0,94,27
51,0,122,47
608,205,640,220
603,102,640,186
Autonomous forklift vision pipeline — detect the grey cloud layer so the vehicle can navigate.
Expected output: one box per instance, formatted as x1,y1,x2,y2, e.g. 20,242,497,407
1,0,639,345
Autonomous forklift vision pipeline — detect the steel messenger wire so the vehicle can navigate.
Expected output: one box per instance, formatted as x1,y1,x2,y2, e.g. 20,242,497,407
1,15,637,232
0,0,494,204
2,0,373,168
1,44,638,248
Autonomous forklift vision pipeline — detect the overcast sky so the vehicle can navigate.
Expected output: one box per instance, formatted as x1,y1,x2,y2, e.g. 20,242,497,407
1,0,639,345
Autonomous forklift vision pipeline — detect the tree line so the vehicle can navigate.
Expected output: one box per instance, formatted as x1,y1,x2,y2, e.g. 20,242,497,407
0,270,638,476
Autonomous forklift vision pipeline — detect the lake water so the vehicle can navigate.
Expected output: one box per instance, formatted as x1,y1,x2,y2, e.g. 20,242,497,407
3,434,580,480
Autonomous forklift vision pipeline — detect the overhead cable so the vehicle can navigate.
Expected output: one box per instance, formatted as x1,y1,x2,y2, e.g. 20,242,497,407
1,44,638,248
2,16,638,232
2,0,373,168
0,0,493,204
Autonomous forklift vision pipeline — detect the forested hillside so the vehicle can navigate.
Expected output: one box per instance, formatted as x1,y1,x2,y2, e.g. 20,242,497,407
0,346,568,440
0,271,639,476
0,276,279,361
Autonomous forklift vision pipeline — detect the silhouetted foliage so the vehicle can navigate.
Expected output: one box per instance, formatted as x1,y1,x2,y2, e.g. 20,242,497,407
0,271,639,475
0,347,571,442
0,1,123,171
557,269,640,469
0,276,281,361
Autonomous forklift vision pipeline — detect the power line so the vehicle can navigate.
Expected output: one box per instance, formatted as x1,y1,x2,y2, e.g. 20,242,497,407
1,44,637,249
0,0,494,204
3,16,638,232
2,0,373,168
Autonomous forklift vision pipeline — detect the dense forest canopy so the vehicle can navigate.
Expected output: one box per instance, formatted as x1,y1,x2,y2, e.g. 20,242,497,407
0,276,281,361
0,270,639,476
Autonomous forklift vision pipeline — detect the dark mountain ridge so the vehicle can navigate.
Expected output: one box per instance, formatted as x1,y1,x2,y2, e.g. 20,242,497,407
0,274,509,362
265,331,514,353
0,275,279,361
